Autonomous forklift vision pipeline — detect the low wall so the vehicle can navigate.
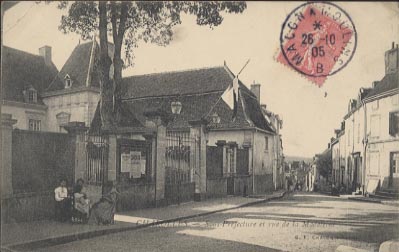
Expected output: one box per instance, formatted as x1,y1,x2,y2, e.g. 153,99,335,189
206,177,227,198
234,175,252,196
165,182,195,205
1,191,55,223
116,183,156,212
253,174,274,194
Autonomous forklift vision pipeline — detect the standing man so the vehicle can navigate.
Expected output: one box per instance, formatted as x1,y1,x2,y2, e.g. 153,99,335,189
55,179,70,222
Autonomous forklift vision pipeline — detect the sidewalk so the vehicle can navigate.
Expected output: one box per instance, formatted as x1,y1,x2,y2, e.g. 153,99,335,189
1,191,285,251
340,194,399,206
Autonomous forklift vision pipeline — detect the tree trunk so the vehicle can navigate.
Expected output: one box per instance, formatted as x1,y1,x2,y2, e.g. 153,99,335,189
110,1,128,124
98,1,113,131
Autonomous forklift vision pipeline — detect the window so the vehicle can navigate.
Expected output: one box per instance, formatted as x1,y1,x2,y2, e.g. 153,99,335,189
370,115,380,139
389,111,399,136
265,136,269,151
64,74,72,88
24,88,37,103
29,119,41,131
28,90,37,103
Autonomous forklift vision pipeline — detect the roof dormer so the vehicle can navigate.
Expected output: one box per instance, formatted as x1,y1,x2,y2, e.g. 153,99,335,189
64,74,72,89
23,86,37,103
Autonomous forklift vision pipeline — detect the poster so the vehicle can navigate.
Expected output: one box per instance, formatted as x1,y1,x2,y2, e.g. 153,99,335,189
130,151,142,178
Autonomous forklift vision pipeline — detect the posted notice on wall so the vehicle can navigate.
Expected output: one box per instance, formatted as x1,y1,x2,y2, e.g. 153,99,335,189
121,151,146,178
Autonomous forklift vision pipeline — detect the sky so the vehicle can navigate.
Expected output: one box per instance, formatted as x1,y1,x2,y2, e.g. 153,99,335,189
3,1,399,157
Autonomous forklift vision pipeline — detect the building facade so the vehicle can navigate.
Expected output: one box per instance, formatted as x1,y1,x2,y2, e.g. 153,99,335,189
328,43,399,194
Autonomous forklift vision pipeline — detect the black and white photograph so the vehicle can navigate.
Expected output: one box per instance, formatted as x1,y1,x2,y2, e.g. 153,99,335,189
1,1,398,252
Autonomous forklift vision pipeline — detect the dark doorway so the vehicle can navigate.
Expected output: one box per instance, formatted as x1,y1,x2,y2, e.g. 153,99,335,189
389,152,399,188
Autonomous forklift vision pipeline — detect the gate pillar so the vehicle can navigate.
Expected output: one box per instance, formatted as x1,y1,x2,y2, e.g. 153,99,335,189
189,119,208,201
144,111,170,206
64,122,88,183
1,114,17,197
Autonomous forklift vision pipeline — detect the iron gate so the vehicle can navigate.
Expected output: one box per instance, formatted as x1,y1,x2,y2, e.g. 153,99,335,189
85,134,109,187
165,131,199,204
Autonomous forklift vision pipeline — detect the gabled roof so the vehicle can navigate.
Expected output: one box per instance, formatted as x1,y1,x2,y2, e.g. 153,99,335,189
365,71,399,100
1,46,58,104
89,101,145,134
113,66,275,132
46,40,105,92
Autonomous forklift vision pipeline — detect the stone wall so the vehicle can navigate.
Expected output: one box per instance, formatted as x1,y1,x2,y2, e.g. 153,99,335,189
206,177,227,198
11,130,75,193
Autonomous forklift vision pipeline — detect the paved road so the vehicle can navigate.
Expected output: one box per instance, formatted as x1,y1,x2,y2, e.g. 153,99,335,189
35,192,399,252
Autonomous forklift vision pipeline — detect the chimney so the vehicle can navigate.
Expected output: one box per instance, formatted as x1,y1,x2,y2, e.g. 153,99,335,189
372,81,380,88
261,104,267,111
385,42,399,74
39,46,52,67
250,81,261,104
334,129,340,138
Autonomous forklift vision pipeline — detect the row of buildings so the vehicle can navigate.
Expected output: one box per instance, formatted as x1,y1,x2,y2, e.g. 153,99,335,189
325,43,399,195
1,39,284,201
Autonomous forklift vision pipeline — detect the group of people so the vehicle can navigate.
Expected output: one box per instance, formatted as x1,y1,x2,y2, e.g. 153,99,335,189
54,178,119,225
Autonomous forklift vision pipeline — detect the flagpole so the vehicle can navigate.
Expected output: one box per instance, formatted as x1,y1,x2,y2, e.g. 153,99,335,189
237,59,250,77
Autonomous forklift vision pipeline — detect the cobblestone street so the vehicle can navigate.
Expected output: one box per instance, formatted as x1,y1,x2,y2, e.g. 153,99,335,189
34,193,399,252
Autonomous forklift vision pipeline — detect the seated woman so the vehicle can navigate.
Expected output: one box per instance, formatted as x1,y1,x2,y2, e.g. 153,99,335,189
88,182,119,225
74,184,90,219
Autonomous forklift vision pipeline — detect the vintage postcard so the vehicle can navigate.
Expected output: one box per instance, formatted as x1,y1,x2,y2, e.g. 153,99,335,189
1,1,398,252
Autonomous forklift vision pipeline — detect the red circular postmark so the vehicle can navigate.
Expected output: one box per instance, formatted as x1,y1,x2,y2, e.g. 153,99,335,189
277,2,357,86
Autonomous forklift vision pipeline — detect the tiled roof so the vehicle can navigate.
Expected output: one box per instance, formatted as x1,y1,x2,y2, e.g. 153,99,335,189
116,66,274,132
121,67,233,99
1,46,58,104
365,71,399,99
46,40,103,92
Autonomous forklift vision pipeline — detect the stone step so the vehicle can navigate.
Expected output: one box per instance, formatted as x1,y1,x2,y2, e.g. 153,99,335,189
370,193,398,200
375,190,399,199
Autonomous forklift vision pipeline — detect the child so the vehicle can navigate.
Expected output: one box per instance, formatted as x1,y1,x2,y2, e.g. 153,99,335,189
54,179,70,222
